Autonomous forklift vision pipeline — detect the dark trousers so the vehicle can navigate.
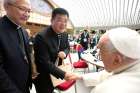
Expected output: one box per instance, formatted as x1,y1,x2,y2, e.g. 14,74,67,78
33,75,54,93
78,51,82,60
81,42,88,50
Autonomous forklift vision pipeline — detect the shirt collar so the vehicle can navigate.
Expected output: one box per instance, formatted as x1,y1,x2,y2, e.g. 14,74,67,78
50,26,62,36
6,15,21,29
112,61,139,74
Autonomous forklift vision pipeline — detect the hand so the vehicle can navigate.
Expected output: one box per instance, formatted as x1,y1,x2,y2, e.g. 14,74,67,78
64,72,73,80
58,51,66,59
68,73,82,80
64,72,82,81
32,72,40,80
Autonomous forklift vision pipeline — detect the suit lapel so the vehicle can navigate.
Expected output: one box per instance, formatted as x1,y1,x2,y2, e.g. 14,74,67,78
11,28,29,64
3,16,29,64
20,29,29,64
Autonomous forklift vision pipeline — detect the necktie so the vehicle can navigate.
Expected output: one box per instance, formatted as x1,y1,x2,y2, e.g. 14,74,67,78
57,34,62,66
57,34,61,51
17,27,28,63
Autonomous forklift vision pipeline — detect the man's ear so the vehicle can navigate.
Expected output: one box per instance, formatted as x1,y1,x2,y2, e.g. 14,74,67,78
113,54,122,65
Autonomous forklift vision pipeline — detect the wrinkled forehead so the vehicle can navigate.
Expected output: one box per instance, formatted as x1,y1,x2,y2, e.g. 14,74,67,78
98,33,108,49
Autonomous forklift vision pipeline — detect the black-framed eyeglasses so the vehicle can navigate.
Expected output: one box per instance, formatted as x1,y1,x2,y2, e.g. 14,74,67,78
8,3,32,13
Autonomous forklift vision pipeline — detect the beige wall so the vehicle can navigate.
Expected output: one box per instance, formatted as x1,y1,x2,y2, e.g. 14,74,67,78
0,0,73,35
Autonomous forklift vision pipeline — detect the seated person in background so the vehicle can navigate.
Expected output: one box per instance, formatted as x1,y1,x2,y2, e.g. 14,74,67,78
69,27,140,93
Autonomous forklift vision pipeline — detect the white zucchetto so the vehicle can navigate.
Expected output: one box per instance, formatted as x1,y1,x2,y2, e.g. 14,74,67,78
107,27,140,59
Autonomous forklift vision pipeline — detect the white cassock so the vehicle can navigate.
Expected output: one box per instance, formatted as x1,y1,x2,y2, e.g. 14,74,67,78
82,70,112,87
90,61,140,93
82,28,140,93
80,70,112,93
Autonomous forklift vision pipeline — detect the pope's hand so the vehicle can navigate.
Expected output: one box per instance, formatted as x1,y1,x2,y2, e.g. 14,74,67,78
64,72,82,80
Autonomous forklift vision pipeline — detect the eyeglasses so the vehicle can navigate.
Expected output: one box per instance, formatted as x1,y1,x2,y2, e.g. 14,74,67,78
8,3,32,13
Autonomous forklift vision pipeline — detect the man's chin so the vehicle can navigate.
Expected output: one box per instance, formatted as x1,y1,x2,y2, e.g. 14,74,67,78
59,29,65,33
19,21,27,26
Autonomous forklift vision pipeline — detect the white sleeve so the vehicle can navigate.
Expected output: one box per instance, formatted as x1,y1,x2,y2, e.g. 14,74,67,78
82,72,101,87
82,70,112,87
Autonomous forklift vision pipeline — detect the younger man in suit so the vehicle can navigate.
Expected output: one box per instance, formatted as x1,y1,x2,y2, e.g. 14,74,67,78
34,8,74,93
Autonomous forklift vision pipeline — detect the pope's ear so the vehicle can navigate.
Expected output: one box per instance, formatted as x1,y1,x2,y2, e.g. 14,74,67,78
113,54,122,65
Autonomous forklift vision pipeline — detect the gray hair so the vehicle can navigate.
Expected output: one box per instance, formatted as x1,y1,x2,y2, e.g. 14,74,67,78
4,0,16,4
105,39,117,53
4,0,31,5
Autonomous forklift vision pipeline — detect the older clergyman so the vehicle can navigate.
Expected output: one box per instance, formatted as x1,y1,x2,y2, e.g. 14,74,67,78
0,0,32,93
90,27,140,93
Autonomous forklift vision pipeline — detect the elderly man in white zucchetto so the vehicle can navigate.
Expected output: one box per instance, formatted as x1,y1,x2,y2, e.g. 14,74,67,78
68,27,140,93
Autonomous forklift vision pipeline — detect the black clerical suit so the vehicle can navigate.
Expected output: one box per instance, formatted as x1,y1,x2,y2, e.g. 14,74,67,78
33,26,70,93
0,16,31,93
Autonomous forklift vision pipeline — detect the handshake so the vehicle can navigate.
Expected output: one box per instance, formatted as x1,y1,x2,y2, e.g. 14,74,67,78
64,72,83,81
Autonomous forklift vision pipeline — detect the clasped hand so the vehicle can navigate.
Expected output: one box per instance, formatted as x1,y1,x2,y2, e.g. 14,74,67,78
64,72,82,81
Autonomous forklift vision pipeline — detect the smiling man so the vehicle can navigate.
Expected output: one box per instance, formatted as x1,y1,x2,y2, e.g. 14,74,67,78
33,8,73,93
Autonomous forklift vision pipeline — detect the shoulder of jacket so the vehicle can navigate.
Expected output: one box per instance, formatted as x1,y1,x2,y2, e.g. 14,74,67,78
0,23,6,34
35,27,50,40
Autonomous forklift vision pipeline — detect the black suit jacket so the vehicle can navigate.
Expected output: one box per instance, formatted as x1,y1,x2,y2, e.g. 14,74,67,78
80,31,89,50
0,16,31,93
34,26,70,93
